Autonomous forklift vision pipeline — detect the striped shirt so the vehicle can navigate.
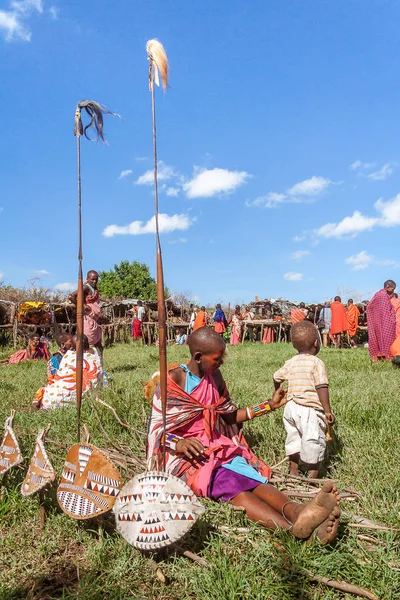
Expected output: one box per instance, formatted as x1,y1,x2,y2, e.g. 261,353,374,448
273,354,328,411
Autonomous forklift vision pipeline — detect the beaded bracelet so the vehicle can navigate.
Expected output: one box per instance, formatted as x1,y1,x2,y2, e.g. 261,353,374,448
162,433,184,451
251,401,272,418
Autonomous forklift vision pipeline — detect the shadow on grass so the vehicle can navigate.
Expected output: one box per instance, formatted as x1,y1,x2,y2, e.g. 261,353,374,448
108,364,138,373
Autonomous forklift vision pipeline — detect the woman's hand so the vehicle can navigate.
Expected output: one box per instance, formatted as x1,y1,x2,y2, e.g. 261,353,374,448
176,437,205,459
269,385,287,411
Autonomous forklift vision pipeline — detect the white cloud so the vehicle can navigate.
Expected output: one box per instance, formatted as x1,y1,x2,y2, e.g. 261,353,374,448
317,211,378,239
317,193,400,240
345,250,397,271
0,272,4,280
35,269,50,276
287,176,332,197
245,192,286,208
293,235,306,242
103,213,193,237
136,161,176,185
49,5,58,19
291,250,310,260
367,163,393,181
247,176,333,209
375,194,400,227
284,272,303,281
350,160,375,171
0,0,43,41
168,237,188,244
54,282,75,292
166,187,180,197
345,251,373,271
184,167,250,199
119,169,133,180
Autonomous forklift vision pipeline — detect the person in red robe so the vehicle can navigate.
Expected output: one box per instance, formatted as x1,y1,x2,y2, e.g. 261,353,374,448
330,296,348,348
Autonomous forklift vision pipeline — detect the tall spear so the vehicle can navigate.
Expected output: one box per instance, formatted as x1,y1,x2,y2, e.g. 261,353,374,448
146,40,169,469
73,101,117,442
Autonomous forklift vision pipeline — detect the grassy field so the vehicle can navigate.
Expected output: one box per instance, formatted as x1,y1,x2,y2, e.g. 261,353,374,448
0,342,399,600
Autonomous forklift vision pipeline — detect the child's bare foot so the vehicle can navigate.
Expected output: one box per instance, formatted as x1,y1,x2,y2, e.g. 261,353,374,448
317,506,340,545
292,481,340,540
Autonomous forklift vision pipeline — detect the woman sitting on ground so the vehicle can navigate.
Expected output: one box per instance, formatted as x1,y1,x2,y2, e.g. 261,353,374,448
147,328,340,544
1,333,50,365
48,333,74,377
33,334,103,410
34,333,74,407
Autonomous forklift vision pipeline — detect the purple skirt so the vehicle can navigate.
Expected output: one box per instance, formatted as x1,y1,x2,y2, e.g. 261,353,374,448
208,467,264,503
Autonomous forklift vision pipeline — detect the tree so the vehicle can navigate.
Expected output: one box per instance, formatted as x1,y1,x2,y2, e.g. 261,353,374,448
98,260,169,300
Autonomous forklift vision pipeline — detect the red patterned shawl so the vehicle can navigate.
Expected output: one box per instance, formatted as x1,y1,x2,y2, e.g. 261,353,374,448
146,373,271,497
366,290,396,359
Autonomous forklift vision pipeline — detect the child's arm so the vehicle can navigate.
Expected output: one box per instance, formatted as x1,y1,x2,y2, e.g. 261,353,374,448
316,386,335,423
314,359,334,423
273,362,288,390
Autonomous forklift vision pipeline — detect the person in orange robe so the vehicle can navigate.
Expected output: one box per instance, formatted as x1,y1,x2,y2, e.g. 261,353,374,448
390,293,400,337
330,296,348,348
193,306,208,331
346,299,360,348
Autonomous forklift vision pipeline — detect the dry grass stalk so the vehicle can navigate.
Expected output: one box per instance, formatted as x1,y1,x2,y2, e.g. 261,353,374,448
305,570,379,600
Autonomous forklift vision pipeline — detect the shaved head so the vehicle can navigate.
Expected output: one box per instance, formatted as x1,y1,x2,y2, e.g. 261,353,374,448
291,320,318,353
384,280,396,288
188,327,225,357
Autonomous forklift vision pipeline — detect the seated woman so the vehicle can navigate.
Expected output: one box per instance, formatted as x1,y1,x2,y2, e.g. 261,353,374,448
175,328,188,345
33,333,74,408
147,328,340,544
1,333,50,365
34,334,103,410
48,333,74,377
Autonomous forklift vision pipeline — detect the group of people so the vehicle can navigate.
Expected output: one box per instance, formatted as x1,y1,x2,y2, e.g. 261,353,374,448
4,273,400,547
1,270,105,409
189,303,258,345
147,324,340,544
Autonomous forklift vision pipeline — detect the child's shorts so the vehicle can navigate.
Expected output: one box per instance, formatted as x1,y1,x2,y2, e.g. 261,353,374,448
283,400,326,464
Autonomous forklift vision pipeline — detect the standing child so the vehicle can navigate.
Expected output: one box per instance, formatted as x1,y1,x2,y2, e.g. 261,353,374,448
273,321,335,479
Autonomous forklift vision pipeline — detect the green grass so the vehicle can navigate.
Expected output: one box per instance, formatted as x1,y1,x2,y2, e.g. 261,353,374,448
0,343,400,599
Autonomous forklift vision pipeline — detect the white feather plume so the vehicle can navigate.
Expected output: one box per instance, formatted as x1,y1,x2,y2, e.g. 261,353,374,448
146,39,169,91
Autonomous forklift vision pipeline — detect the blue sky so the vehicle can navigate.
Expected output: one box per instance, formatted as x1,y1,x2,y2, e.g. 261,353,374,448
1,0,400,304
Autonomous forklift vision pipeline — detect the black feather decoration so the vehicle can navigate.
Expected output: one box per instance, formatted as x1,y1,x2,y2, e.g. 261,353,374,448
74,100,120,142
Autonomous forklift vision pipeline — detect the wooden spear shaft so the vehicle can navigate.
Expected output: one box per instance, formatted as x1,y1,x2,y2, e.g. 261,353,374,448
150,71,168,471
75,132,84,444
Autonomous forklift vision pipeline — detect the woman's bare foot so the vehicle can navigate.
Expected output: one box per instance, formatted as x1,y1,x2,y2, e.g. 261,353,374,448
291,481,340,540
317,506,340,545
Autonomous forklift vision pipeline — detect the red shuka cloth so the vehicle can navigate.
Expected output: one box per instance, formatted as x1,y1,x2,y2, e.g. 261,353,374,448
330,301,349,335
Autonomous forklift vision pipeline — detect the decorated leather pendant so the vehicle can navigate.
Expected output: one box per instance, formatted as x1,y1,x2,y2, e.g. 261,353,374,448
21,428,55,497
57,443,123,519
0,414,23,476
113,471,205,550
